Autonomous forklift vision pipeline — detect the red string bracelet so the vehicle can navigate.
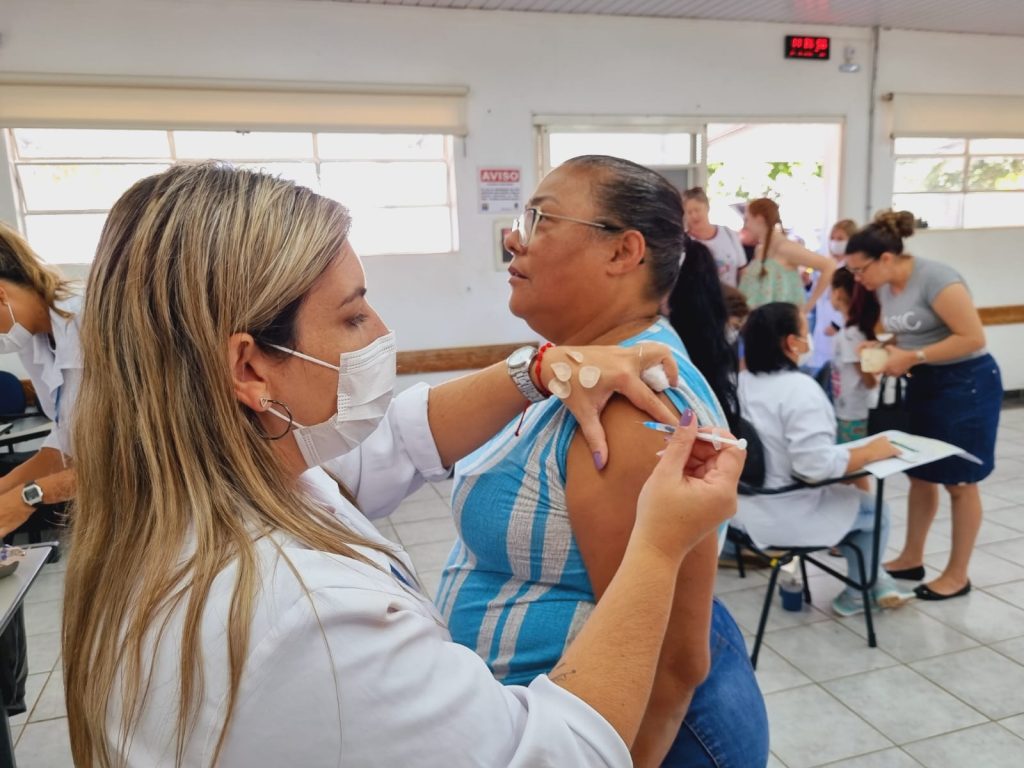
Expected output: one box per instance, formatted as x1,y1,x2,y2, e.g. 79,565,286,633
533,342,555,398
515,342,554,437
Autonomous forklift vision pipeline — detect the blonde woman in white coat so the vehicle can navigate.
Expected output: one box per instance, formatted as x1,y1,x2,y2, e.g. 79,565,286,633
0,222,80,537
736,301,913,617
62,164,745,768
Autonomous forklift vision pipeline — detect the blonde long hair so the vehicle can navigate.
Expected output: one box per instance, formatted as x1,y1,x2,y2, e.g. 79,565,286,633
63,164,393,767
0,221,76,317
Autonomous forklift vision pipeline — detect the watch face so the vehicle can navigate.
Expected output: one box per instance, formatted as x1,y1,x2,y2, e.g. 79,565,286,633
23,485,43,505
509,346,534,368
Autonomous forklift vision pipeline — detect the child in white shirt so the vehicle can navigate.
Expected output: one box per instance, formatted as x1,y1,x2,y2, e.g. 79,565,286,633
829,267,880,443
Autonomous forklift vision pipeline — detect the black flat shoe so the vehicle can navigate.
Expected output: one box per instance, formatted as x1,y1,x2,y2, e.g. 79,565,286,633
886,565,926,581
914,582,972,601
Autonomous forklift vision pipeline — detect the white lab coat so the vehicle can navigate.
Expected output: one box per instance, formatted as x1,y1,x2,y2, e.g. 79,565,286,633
15,294,82,457
736,370,862,548
112,383,630,767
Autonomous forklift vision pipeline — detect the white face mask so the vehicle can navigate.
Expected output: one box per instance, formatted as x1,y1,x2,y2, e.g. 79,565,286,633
267,331,397,467
797,335,815,366
0,302,33,354
829,239,848,257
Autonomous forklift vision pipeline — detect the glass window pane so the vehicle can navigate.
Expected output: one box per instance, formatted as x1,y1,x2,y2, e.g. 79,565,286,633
317,133,445,160
320,161,449,207
968,138,1024,154
17,163,170,211
963,192,1024,228
23,213,108,264
967,157,1024,191
173,131,312,159
892,193,963,229
893,157,964,193
347,206,452,255
548,132,692,168
893,137,965,155
12,128,170,159
234,162,320,191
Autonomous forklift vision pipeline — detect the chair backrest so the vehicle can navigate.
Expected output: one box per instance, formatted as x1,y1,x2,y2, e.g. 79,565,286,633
0,371,26,417
736,415,766,489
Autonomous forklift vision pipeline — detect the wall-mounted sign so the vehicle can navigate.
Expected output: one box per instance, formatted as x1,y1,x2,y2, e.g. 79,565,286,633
478,167,522,213
785,35,831,60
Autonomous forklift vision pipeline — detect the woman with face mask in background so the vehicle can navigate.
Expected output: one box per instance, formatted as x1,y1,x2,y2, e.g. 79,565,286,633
736,302,913,617
808,219,860,377
62,163,743,767
0,223,80,537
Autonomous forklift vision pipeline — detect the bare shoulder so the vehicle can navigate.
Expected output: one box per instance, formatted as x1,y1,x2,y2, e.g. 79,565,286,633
566,394,679,500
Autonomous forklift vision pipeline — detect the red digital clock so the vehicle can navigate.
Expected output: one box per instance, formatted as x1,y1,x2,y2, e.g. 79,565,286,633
785,35,831,60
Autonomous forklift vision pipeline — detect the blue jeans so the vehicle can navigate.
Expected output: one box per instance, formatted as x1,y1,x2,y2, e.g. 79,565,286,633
837,492,891,598
662,598,770,767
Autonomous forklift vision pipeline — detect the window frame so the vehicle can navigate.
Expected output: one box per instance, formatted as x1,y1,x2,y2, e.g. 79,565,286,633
892,136,1024,230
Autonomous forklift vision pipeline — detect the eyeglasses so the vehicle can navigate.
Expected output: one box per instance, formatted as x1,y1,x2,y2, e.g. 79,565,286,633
848,260,877,277
511,206,621,247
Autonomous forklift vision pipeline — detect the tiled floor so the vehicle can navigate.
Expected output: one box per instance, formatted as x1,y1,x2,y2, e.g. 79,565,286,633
13,406,1024,766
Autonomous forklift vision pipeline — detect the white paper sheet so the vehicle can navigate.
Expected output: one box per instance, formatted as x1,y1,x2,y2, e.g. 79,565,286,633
840,429,983,479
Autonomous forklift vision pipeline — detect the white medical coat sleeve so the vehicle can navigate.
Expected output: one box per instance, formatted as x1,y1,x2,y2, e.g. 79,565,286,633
781,378,850,483
320,382,450,520
41,364,79,457
217,583,630,767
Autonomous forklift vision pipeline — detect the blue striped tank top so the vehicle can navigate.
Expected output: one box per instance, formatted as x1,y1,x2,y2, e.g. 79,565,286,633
435,318,726,685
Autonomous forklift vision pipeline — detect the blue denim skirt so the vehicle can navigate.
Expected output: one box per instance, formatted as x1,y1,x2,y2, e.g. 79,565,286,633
905,353,1002,485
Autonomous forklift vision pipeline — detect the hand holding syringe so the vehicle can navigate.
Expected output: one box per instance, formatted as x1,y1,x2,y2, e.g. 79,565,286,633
640,421,748,451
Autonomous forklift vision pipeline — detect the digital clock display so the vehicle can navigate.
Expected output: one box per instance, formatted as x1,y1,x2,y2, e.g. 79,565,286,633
785,35,831,60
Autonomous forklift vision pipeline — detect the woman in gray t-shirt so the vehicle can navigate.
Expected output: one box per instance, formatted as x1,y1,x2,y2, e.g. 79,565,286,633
845,210,1002,603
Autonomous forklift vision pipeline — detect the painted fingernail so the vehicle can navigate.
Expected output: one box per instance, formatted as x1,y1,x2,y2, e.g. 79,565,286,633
679,408,694,427
593,451,605,470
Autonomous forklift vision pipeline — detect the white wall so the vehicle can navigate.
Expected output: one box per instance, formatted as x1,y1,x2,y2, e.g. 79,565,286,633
0,0,872,344
0,1,1021,385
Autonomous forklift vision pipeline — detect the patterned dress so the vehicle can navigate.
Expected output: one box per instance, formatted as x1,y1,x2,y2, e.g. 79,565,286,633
738,257,806,309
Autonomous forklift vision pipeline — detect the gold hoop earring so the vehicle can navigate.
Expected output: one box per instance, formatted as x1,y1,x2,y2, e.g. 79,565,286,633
254,398,293,441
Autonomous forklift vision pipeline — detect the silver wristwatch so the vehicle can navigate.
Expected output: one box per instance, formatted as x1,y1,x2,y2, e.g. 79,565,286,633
507,345,547,403
22,481,44,508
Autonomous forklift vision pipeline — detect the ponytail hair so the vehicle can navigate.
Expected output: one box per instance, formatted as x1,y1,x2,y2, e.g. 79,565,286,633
0,222,75,318
746,198,781,280
666,236,739,432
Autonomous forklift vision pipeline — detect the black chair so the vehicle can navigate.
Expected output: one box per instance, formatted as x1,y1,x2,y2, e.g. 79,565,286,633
726,420,887,668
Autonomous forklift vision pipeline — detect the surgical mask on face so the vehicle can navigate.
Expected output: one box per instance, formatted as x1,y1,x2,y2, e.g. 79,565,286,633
267,331,397,467
0,302,33,354
797,335,815,366
829,239,848,257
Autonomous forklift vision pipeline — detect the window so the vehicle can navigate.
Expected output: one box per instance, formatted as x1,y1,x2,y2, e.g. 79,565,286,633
537,123,703,194
892,137,1024,229
6,128,458,263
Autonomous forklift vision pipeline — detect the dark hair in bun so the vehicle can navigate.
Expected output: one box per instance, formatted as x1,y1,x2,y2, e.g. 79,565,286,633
845,209,915,261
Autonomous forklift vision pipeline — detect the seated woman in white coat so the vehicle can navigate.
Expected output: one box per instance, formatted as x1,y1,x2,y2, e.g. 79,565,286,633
0,223,81,536
61,164,745,768
736,301,912,617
